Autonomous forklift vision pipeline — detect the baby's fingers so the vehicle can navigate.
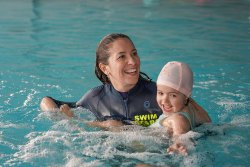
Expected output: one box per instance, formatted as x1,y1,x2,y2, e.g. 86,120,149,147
167,143,188,156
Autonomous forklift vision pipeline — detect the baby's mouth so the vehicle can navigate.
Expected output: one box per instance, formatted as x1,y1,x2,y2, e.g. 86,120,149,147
163,105,172,112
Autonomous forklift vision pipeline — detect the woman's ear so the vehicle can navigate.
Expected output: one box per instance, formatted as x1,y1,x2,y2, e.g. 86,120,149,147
99,63,109,75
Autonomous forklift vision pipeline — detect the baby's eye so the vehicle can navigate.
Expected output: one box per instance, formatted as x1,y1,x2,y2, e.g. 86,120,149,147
169,93,177,98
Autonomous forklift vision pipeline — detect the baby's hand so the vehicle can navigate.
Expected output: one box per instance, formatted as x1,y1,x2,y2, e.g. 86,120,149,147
167,142,188,156
60,104,73,117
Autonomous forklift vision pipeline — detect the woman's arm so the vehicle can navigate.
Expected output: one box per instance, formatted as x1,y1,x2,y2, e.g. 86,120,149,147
59,104,74,117
189,98,212,123
40,97,125,129
40,97,74,117
86,120,125,131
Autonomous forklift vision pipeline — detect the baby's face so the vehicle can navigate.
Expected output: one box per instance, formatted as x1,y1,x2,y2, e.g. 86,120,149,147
156,84,186,115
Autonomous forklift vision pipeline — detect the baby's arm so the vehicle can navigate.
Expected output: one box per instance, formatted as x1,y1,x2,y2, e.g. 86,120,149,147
162,114,192,156
167,142,188,156
162,114,191,136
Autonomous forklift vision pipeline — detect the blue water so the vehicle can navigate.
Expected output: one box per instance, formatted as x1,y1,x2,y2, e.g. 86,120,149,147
0,0,249,166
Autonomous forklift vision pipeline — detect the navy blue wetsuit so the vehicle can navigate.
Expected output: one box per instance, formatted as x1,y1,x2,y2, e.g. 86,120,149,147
50,78,162,127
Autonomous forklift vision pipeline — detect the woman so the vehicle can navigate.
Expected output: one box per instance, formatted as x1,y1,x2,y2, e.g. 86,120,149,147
40,33,207,129
40,33,162,127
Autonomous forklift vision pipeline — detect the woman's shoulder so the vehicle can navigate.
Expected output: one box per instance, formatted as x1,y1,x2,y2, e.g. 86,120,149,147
76,84,107,107
188,102,211,124
85,84,108,97
139,78,156,90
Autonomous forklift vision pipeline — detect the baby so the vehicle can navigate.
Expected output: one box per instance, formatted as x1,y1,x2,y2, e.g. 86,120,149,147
151,61,211,155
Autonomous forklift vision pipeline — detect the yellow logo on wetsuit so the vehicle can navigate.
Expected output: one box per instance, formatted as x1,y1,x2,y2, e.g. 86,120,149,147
134,114,158,127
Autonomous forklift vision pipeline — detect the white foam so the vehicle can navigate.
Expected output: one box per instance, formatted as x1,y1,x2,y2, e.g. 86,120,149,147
10,117,250,166
23,89,39,107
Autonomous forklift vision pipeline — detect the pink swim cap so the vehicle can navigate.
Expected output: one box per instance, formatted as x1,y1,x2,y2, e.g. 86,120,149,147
157,61,193,97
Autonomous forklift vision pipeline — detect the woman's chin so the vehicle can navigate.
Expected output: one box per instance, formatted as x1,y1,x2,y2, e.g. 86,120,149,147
125,77,139,85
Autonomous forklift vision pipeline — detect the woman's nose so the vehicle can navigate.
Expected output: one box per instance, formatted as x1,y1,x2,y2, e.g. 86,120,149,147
127,55,136,65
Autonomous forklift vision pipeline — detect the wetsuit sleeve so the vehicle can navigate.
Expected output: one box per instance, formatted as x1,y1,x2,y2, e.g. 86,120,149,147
76,85,125,122
46,96,77,108
76,87,101,112
76,91,89,108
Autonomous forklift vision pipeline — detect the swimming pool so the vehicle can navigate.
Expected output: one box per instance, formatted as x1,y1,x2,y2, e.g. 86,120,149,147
0,0,249,166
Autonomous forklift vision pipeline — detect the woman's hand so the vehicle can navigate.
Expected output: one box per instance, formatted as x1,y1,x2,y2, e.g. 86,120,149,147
60,104,74,117
87,120,124,130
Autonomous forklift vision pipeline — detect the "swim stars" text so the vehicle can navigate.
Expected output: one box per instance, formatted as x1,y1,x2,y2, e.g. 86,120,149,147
134,114,158,126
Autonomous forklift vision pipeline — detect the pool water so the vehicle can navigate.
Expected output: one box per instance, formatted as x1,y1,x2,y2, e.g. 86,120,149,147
0,0,249,166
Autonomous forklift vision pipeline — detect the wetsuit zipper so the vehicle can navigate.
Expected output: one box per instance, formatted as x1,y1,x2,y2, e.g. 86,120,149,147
123,98,128,119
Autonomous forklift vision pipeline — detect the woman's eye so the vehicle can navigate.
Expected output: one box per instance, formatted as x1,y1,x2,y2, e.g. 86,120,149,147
117,55,125,59
157,92,163,96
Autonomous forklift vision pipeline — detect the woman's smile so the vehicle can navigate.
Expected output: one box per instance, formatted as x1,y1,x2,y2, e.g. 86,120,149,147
124,68,137,74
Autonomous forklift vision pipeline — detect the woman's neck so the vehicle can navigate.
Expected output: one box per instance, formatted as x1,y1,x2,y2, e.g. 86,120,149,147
112,83,137,93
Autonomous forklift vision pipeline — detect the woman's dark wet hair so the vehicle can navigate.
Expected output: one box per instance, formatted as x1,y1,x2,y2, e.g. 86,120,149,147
95,33,151,84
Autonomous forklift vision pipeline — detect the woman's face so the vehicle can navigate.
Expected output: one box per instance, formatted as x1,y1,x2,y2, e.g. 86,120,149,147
157,84,186,116
100,38,140,92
